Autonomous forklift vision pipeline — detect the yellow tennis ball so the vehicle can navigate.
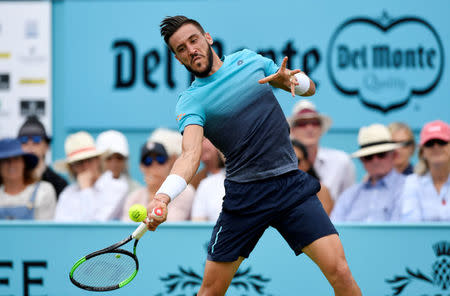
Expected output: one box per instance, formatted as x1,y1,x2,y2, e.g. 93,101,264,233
128,204,147,222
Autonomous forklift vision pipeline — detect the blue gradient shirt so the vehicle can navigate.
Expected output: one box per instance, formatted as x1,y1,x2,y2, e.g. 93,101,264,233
176,49,298,182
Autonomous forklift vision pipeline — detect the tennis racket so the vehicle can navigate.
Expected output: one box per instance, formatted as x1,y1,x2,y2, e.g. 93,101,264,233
69,208,163,291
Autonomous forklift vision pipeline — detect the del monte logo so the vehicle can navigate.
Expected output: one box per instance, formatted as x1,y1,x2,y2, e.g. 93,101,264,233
327,12,444,113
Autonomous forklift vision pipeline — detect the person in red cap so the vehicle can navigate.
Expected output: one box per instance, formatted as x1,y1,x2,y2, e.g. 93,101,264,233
399,120,450,221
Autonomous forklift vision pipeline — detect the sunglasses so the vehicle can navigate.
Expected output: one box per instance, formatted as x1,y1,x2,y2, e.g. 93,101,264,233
19,135,43,144
398,140,415,147
361,152,388,162
294,119,321,128
423,139,448,148
142,155,167,166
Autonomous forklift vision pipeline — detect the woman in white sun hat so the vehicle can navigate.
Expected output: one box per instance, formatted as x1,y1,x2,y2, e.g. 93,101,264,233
54,131,128,221
96,130,141,196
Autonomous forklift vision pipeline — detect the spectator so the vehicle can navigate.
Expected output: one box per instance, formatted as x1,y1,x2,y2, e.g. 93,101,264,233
288,99,355,201
399,120,450,221
191,138,225,222
189,138,226,191
121,129,195,221
54,131,128,221
17,115,68,198
96,130,141,195
331,124,405,222
388,122,416,175
291,139,334,215
0,138,56,220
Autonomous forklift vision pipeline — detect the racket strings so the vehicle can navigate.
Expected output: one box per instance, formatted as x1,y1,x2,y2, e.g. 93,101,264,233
72,252,137,288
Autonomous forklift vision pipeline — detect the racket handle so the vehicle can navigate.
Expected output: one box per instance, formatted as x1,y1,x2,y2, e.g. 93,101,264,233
132,208,163,239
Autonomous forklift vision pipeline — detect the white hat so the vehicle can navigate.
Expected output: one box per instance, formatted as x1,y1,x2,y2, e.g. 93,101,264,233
148,128,182,156
96,130,129,158
352,124,402,158
54,131,104,171
288,100,333,134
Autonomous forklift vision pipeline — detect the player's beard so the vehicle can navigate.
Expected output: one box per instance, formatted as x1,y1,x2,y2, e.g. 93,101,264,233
185,45,213,78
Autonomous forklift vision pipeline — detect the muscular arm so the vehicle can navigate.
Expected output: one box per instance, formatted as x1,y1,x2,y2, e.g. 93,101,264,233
171,124,204,183
153,124,203,205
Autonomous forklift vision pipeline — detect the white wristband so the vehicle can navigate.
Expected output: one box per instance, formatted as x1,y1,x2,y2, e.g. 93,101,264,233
156,174,187,201
294,72,310,95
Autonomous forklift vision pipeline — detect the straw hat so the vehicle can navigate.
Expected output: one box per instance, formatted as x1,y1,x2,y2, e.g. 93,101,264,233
54,131,104,171
351,124,402,158
96,130,129,158
287,100,332,134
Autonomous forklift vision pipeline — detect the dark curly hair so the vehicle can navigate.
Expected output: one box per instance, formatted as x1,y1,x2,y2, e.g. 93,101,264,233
160,15,205,52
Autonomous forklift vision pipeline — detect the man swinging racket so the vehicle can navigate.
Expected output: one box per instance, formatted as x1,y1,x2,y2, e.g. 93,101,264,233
146,15,362,296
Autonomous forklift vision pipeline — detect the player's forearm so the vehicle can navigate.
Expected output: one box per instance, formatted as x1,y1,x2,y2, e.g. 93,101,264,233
170,149,201,184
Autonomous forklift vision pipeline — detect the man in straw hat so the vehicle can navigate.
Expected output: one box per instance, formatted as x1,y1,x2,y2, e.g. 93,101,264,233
54,131,128,221
331,124,406,222
288,99,355,201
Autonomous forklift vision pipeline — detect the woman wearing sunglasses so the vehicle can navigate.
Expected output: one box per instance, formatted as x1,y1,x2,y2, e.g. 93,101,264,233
17,116,68,198
399,120,450,221
121,129,195,222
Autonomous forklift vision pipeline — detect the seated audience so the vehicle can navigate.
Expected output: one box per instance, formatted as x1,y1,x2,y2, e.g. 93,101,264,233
288,99,355,201
331,124,405,222
291,139,334,215
121,128,195,221
388,122,416,175
54,131,128,221
191,138,225,222
96,130,141,195
17,115,68,198
0,138,56,220
399,120,450,221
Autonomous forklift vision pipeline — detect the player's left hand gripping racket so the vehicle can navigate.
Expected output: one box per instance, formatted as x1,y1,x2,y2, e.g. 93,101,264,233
69,208,163,291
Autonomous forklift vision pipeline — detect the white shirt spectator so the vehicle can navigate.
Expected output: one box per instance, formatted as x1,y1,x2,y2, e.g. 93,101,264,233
54,171,128,222
314,147,356,201
192,170,226,222
0,181,56,220
399,173,450,222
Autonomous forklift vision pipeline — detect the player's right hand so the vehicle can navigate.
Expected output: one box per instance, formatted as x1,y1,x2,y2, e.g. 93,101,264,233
145,194,169,231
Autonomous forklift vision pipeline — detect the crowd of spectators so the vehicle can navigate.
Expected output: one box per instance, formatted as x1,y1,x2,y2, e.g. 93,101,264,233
0,109,448,223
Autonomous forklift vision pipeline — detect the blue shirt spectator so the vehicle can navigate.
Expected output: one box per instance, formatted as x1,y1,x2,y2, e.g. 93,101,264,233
331,123,405,222
399,120,450,222
400,173,450,221
331,169,405,222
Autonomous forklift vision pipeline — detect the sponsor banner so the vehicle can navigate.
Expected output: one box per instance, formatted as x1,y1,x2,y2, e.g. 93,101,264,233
0,223,449,295
0,1,51,138
52,0,449,133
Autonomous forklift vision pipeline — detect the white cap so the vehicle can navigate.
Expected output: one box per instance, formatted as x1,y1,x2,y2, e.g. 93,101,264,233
96,130,129,157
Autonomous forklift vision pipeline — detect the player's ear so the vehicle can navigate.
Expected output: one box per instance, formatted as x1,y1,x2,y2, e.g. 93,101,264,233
204,32,213,45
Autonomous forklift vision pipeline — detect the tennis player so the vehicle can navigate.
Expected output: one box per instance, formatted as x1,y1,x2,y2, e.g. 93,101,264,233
147,15,361,295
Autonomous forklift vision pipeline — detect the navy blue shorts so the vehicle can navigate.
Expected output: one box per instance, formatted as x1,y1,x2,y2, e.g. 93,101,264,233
207,170,337,262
